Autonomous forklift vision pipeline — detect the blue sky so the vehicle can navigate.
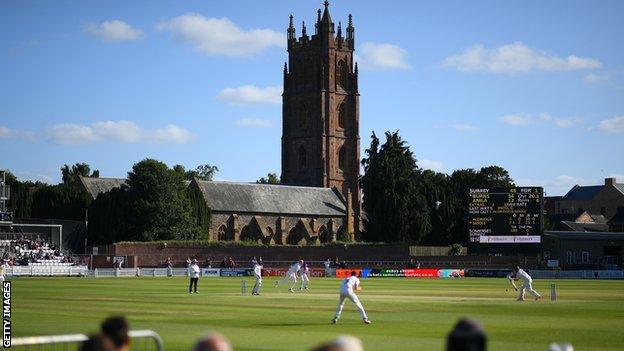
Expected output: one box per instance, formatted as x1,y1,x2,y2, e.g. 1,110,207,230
1,0,623,196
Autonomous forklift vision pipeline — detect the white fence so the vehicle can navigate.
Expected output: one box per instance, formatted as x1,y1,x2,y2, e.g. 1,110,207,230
93,267,190,277
7,265,88,277
531,270,624,279
12,329,163,351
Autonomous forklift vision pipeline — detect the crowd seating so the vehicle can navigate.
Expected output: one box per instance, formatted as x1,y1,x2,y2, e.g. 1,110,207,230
0,233,77,266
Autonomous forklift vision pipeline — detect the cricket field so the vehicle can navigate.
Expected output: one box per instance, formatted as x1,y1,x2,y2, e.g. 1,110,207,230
11,277,624,351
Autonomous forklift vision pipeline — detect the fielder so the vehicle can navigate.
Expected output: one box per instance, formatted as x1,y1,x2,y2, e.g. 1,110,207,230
507,266,541,301
299,261,310,290
252,259,263,295
332,271,371,324
275,259,302,293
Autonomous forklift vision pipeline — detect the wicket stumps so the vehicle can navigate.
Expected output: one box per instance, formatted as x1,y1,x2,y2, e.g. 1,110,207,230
550,283,557,301
241,280,247,295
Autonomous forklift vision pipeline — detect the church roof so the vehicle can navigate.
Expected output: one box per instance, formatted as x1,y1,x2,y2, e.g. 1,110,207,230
193,180,346,217
79,176,126,199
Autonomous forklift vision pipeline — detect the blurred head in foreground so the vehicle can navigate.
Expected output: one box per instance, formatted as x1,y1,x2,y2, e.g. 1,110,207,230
446,318,487,351
101,316,130,351
193,332,233,351
332,335,364,351
79,333,115,351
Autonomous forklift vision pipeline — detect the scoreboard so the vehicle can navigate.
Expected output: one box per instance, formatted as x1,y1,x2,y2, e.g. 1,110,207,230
468,187,543,244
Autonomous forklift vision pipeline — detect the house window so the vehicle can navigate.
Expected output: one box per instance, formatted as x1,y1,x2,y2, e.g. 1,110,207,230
582,251,590,263
298,104,308,129
298,146,307,169
338,103,346,129
338,146,346,171
336,60,347,89
217,225,227,241
566,251,573,264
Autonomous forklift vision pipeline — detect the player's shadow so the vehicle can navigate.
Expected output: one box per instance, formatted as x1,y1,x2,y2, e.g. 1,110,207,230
256,322,313,327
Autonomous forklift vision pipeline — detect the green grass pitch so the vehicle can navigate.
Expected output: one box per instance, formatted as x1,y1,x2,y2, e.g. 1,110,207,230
11,277,624,351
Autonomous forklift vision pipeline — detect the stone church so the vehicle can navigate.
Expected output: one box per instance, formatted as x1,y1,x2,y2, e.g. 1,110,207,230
79,2,362,244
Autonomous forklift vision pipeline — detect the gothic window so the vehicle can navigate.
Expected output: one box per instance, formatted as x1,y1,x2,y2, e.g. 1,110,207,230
318,226,330,243
240,226,252,242
298,104,308,129
336,60,347,89
338,146,346,171
298,146,307,170
217,225,227,241
338,103,346,129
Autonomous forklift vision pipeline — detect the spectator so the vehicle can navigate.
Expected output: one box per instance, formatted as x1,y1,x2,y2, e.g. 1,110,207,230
446,318,487,351
101,316,131,351
220,258,227,268
332,335,364,351
205,257,212,268
79,333,115,351
192,332,232,351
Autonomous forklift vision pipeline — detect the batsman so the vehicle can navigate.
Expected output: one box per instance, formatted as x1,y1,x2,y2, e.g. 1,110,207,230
507,266,541,301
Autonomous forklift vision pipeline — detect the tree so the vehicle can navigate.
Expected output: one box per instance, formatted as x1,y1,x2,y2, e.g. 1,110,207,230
61,163,99,184
361,131,431,244
123,159,202,241
257,173,280,184
174,164,219,181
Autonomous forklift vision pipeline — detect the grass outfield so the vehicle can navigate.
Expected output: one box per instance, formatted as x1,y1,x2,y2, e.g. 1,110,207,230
11,277,624,351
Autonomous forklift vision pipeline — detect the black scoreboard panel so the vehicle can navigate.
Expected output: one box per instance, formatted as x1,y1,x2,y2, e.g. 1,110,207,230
468,187,543,244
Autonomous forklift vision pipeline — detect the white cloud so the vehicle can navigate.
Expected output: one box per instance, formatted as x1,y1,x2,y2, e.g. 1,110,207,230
539,113,582,128
517,174,586,195
0,125,36,141
236,118,272,128
152,124,196,143
584,72,614,84
419,159,445,172
357,42,411,70
156,14,284,56
451,124,477,132
217,85,281,105
84,20,144,43
442,42,601,73
593,116,624,134
500,114,531,126
48,120,195,145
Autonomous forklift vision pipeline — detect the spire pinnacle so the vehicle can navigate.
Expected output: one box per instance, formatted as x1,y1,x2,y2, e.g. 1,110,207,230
337,21,342,38
287,14,295,40
302,21,307,36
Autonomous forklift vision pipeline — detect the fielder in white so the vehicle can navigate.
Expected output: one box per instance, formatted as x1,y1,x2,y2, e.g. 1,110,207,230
252,259,263,295
299,262,310,290
275,260,302,293
332,271,371,324
507,266,541,301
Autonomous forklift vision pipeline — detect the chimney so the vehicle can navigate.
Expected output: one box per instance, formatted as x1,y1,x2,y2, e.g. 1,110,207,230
605,178,616,186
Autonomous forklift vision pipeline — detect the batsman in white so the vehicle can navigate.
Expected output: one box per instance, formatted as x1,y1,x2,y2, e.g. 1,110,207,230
507,266,541,301
332,271,371,324
252,259,263,295
299,261,310,290
275,259,302,293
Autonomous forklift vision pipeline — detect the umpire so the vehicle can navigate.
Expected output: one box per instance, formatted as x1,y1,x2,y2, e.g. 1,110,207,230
189,258,200,293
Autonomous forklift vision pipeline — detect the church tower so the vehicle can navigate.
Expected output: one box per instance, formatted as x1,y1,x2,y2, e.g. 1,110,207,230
281,1,361,236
